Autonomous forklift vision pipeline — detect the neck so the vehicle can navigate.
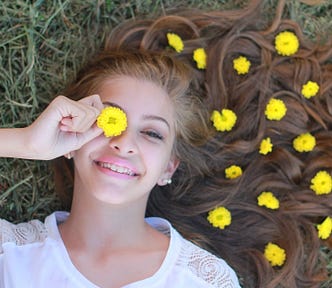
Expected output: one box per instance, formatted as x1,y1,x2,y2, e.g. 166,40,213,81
59,187,150,251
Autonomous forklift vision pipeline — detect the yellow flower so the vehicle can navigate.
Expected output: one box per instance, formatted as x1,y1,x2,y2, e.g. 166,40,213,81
293,132,316,152
225,165,242,179
193,48,207,69
259,137,273,155
264,242,286,267
166,33,184,53
257,191,279,210
97,106,127,137
265,98,287,121
275,31,299,56
207,207,232,229
233,56,251,75
317,217,332,240
310,171,332,195
211,109,237,132
301,81,319,99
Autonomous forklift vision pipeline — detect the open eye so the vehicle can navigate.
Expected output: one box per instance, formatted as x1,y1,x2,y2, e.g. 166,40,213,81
141,130,164,140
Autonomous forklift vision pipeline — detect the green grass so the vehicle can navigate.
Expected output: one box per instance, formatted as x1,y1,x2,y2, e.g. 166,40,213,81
0,0,331,286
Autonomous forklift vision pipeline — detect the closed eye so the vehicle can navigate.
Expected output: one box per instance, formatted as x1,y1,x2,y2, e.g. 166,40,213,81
141,130,164,140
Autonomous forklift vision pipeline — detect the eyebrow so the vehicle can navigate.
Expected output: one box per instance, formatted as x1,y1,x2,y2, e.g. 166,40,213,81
103,101,170,131
142,115,170,131
103,101,122,109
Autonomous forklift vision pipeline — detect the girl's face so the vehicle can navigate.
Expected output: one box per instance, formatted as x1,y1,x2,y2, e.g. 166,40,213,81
72,76,179,206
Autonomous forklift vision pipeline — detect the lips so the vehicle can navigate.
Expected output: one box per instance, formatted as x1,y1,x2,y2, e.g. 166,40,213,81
95,161,138,176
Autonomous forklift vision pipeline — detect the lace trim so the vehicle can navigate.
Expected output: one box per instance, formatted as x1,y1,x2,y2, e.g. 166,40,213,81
0,219,48,252
177,239,238,287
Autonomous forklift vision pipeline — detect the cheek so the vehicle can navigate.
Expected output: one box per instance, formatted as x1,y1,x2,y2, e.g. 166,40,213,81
143,146,173,173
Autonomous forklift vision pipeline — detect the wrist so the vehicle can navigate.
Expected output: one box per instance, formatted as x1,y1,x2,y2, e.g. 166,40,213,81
21,126,40,159
0,127,34,159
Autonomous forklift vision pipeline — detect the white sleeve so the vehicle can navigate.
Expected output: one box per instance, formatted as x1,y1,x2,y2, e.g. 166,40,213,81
178,239,241,287
0,219,47,252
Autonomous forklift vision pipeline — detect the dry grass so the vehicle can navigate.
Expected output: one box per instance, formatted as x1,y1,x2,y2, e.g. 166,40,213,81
0,0,331,286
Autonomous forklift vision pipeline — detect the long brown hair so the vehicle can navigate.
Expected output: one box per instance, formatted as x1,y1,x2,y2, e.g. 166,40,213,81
55,0,332,287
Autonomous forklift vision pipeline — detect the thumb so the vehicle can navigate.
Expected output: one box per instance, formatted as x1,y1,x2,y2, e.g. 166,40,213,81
74,124,103,149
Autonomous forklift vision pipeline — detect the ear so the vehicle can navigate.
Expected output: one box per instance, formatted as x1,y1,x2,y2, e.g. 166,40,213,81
157,155,180,186
64,151,74,159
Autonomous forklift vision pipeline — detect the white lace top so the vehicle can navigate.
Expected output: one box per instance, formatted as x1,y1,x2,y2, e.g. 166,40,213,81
0,212,240,287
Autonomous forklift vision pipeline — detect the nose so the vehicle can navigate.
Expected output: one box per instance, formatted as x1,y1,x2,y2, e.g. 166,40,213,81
108,130,137,155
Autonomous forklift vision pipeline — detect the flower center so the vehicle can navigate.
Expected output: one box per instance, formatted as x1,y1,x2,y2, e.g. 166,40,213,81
107,117,116,124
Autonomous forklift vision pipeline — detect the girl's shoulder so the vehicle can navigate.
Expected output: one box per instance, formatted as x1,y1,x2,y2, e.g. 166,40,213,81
0,217,48,252
176,234,240,287
147,217,240,288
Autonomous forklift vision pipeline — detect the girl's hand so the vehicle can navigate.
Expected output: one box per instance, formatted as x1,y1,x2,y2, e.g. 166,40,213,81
25,94,103,160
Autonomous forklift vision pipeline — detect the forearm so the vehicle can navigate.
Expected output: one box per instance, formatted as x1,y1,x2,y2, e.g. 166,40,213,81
0,128,35,159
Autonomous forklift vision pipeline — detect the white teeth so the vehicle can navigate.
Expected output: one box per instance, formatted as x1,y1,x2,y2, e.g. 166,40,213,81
98,162,135,176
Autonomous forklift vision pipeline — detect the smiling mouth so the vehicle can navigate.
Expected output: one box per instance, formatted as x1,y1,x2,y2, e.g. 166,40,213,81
96,161,138,176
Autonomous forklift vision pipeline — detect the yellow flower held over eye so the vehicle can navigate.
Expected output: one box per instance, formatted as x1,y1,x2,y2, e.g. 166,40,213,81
225,165,242,179
257,191,279,210
310,171,332,195
207,207,232,229
259,137,273,155
293,132,316,152
97,106,127,137
233,56,251,75
302,81,319,99
211,109,237,132
275,31,299,56
166,33,184,53
193,48,207,69
265,98,287,121
264,242,286,267
317,217,332,240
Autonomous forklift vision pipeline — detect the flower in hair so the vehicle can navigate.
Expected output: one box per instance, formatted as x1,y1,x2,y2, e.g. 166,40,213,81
264,242,286,267
193,48,207,69
225,165,242,179
301,81,319,99
257,191,279,210
259,137,273,155
317,216,332,240
97,106,127,137
310,171,332,195
207,206,232,229
166,33,184,53
293,132,316,152
265,98,287,121
233,56,251,75
275,31,299,56
211,109,237,132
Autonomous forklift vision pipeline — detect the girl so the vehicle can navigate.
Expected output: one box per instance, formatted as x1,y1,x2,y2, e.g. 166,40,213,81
0,51,240,287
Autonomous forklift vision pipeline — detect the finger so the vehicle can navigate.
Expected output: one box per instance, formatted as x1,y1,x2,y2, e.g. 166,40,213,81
59,117,74,131
79,94,104,113
58,97,101,133
75,125,103,148
60,116,94,133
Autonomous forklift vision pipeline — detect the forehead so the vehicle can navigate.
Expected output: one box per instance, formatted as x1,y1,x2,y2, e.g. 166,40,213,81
98,76,176,125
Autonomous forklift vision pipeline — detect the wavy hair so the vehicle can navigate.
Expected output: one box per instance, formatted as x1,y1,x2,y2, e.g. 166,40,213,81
55,0,332,287
104,1,332,287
